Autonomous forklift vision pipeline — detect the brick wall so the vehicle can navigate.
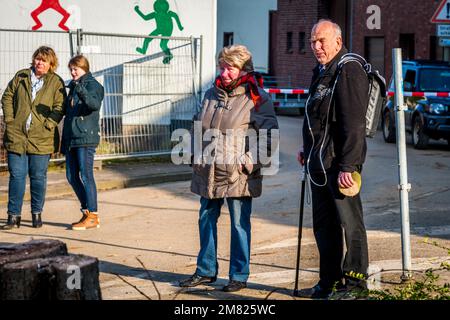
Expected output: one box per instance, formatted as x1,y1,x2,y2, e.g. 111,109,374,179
352,0,441,79
273,0,443,87
274,0,328,87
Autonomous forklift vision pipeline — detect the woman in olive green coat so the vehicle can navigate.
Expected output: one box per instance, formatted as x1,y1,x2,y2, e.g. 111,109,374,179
1,46,66,229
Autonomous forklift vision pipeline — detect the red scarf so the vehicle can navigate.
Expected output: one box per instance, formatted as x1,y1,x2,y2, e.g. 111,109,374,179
215,72,264,111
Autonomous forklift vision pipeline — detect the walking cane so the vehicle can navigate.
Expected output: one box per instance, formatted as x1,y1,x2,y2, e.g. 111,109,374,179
293,166,306,296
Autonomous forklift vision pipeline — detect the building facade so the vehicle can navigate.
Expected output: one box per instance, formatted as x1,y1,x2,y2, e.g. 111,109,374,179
0,0,218,91
272,0,443,88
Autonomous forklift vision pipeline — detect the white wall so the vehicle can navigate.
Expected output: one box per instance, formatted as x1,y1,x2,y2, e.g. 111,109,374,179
0,0,217,91
217,0,276,74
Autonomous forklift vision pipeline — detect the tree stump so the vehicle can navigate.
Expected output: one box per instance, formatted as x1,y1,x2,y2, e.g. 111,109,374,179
0,240,101,300
52,255,101,300
0,239,68,269
1,254,101,300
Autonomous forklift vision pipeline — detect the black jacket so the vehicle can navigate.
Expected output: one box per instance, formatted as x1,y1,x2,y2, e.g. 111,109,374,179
61,72,104,154
302,47,369,174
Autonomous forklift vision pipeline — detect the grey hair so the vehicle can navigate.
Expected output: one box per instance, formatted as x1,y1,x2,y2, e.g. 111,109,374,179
312,19,342,39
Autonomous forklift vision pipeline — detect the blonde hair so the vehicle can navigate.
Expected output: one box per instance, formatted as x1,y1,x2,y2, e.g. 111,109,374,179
31,46,58,73
218,44,254,72
68,55,90,73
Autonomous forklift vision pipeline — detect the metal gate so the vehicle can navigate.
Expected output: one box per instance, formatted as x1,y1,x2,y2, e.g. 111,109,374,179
0,29,202,166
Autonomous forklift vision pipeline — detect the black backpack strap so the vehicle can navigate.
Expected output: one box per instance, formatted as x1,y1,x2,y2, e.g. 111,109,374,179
338,53,369,72
330,54,369,122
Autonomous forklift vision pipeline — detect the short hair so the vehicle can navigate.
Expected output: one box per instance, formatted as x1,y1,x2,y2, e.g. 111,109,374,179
218,44,254,72
31,46,58,73
68,55,90,73
312,19,342,39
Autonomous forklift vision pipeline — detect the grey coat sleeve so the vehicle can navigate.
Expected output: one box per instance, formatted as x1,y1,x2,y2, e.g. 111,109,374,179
245,91,279,173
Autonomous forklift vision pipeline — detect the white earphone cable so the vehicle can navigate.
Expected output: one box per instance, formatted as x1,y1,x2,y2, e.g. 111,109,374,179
305,73,340,187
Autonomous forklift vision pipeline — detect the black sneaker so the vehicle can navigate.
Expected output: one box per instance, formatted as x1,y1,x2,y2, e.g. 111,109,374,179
311,284,334,299
297,283,333,299
330,279,368,300
222,280,247,292
179,273,217,287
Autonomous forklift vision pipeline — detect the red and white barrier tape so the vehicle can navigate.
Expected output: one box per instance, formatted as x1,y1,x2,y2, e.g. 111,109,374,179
264,88,450,98
264,88,309,94
386,91,450,97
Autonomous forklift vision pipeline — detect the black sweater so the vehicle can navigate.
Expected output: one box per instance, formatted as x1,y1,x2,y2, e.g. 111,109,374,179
302,47,369,174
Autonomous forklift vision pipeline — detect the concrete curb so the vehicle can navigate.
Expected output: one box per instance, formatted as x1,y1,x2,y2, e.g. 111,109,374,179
0,171,192,205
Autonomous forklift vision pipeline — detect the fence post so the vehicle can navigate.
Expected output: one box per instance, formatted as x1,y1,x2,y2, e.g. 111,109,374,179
76,28,83,55
69,31,74,57
392,48,413,281
189,36,200,110
199,35,203,98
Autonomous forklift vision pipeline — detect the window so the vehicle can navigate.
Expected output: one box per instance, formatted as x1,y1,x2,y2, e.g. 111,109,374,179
399,34,415,60
430,36,443,61
223,32,234,47
286,32,293,54
419,68,450,92
298,32,306,53
404,69,416,91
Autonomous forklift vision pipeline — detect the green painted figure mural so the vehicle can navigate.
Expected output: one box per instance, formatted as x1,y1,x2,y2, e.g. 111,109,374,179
134,0,184,64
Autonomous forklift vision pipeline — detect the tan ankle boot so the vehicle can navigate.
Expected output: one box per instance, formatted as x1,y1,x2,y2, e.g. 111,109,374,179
72,210,100,230
71,209,89,227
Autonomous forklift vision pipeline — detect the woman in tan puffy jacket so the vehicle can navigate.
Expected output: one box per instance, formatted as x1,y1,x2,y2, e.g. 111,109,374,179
179,45,279,292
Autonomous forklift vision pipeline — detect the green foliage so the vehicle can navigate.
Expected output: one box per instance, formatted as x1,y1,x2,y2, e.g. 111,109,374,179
367,239,450,300
441,261,450,271
368,270,449,300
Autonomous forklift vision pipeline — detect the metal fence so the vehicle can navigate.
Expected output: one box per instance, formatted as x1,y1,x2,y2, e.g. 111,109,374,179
0,29,201,166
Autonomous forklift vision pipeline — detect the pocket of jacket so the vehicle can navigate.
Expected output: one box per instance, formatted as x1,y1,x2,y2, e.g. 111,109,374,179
4,120,19,142
214,164,238,184
72,117,87,138
29,120,54,140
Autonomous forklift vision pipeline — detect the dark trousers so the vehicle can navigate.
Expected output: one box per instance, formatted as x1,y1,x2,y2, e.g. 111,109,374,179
310,171,369,288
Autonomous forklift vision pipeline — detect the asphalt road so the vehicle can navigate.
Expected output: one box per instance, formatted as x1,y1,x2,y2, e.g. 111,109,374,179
1,114,449,300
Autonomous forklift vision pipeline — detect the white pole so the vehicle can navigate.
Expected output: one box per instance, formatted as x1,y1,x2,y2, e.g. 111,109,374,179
392,48,412,280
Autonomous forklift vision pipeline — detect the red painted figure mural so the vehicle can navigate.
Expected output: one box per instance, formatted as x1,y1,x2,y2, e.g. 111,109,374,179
31,0,71,31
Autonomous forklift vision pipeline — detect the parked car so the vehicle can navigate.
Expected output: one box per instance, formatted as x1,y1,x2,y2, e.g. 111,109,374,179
382,60,450,149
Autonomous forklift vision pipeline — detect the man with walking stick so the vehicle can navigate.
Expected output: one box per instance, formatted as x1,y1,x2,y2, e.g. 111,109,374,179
296,19,370,299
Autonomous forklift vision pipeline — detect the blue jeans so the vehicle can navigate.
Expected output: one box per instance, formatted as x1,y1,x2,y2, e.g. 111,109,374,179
196,196,252,282
7,152,50,216
65,147,97,212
